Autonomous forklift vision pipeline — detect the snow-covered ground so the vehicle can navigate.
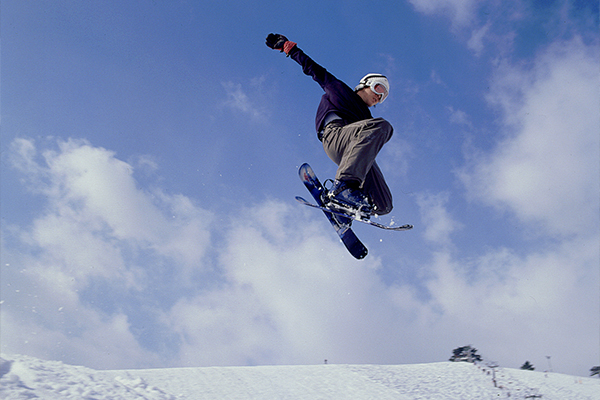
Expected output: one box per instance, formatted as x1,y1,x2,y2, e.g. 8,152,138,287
1,354,598,399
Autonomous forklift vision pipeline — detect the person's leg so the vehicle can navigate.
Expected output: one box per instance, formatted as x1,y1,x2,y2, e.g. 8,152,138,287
321,117,393,213
363,161,393,215
322,118,393,183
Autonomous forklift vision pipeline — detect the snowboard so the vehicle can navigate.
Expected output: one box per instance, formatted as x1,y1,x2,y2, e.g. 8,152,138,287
298,163,368,259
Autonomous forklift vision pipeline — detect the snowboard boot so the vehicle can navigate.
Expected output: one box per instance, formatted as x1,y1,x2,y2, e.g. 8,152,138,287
326,179,374,219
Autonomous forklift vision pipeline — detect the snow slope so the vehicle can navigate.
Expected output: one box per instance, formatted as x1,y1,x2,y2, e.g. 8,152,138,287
1,354,598,399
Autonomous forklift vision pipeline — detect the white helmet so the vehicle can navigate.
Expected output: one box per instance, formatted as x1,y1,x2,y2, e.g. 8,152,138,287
355,73,389,103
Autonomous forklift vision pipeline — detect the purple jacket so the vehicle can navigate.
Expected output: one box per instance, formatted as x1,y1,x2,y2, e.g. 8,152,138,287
288,46,373,134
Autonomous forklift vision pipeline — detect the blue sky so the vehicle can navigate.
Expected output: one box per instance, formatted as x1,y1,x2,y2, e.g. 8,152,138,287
1,0,598,376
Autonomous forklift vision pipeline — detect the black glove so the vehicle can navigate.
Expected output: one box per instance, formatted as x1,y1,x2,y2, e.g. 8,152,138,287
266,33,288,51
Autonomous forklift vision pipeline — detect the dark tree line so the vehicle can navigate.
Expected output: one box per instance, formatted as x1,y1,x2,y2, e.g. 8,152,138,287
449,346,599,377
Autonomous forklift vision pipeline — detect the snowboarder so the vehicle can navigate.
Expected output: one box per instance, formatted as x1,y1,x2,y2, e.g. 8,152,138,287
266,33,394,217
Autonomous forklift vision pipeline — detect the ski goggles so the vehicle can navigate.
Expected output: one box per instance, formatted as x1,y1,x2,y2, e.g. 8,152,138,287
371,83,388,99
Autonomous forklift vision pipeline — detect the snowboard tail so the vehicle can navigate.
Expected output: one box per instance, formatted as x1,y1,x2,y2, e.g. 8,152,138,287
298,163,368,259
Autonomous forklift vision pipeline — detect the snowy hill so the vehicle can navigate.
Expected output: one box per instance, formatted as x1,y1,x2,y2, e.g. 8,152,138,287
1,354,598,399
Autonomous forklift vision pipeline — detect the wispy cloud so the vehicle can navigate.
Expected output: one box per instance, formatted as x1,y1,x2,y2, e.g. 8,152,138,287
221,81,269,122
416,192,462,247
467,21,491,56
447,106,473,129
407,0,479,27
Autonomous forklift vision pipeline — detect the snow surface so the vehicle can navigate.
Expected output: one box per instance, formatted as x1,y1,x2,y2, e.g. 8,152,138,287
1,354,598,399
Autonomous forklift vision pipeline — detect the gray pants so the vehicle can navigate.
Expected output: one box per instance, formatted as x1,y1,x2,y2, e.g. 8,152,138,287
321,117,394,215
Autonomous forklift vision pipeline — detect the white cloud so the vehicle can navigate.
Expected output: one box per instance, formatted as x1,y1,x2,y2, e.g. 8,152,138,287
221,81,268,121
2,138,214,368
162,194,598,374
1,306,161,370
407,0,478,27
445,36,600,374
162,201,408,366
421,232,599,375
460,37,599,236
17,138,212,270
447,106,473,129
416,192,462,246
467,21,491,56
430,70,443,85
2,136,597,376
380,139,413,179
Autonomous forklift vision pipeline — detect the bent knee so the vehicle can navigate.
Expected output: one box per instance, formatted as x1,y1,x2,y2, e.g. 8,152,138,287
374,117,392,129
372,118,393,139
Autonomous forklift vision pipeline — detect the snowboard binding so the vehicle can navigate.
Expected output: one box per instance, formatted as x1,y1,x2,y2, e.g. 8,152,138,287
322,179,375,221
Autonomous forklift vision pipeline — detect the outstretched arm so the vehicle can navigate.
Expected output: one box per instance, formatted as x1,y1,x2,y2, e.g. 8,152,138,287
265,33,334,90
266,33,372,131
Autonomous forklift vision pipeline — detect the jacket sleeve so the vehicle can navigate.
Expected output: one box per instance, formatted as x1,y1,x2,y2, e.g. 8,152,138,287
288,46,337,90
